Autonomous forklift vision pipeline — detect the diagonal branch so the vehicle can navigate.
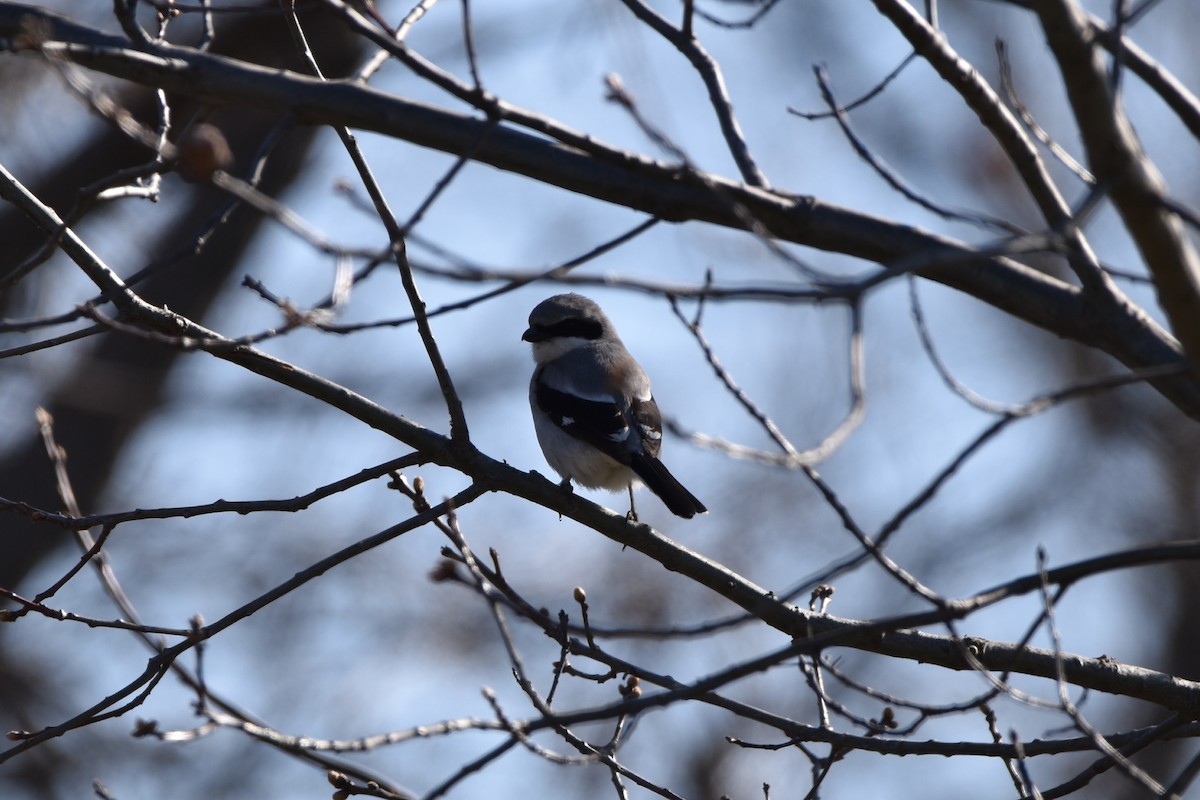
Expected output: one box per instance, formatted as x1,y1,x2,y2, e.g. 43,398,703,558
2,4,1196,417
282,4,471,443
616,0,768,188
6,149,1200,714
1032,0,1200,373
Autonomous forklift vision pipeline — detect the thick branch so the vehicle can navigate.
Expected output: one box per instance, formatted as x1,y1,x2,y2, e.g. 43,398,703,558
992,0,1200,141
1034,0,1200,373
2,3,1196,416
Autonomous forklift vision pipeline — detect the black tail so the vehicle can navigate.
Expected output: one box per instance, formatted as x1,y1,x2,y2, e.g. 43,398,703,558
631,454,707,519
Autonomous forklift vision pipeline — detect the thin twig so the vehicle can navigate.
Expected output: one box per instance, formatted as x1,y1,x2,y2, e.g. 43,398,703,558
617,0,768,188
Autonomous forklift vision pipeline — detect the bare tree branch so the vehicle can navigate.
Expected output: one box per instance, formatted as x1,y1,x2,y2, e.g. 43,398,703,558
1033,0,1200,372
2,3,1196,418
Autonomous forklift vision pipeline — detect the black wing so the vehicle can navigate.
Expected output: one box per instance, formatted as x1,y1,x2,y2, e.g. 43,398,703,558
535,373,706,518
534,377,635,466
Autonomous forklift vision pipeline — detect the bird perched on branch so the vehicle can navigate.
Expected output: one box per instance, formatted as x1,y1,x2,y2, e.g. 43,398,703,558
522,293,707,520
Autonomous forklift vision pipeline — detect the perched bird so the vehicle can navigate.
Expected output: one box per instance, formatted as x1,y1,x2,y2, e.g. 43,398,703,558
522,293,707,519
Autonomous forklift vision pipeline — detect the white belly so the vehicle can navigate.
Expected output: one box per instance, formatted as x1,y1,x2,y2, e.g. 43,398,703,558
532,411,637,491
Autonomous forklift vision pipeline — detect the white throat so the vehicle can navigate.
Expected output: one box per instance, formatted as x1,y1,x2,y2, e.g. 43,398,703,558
530,335,593,364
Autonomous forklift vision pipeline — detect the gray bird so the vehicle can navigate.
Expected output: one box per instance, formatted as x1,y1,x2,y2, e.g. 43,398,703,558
522,293,707,519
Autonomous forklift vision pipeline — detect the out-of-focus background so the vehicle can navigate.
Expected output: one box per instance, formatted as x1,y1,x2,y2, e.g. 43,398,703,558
3,1,1200,797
